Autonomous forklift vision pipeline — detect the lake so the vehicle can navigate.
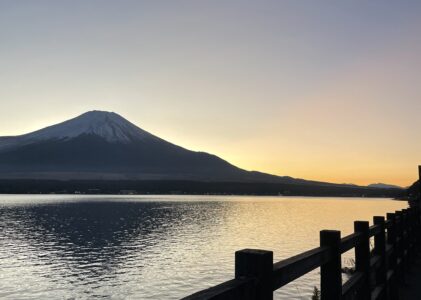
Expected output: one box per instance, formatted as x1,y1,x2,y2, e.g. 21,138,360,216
0,195,407,299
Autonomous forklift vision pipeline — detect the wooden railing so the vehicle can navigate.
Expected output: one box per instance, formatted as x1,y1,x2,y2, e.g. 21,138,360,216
183,166,421,300
183,207,420,300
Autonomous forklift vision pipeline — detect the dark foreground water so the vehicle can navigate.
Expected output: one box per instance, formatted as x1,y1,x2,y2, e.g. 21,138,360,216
0,195,407,299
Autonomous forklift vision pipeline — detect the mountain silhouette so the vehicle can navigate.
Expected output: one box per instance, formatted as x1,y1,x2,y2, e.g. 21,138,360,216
0,111,322,184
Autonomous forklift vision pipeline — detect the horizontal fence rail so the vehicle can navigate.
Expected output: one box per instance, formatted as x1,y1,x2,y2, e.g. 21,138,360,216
183,165,421,300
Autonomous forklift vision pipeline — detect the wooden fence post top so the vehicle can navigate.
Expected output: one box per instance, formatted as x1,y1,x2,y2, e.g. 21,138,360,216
235,249,273,256
320,230,341,249
320,229,340,234
354,220,369,231
235,249,273,300
235,249,273,278
374,216,385,224
320,230,341,250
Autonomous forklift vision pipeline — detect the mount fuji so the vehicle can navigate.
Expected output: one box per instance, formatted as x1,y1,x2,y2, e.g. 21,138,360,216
0,110,310,183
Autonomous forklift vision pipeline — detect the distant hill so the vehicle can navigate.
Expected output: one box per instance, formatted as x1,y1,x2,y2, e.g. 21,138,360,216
367,183,403,189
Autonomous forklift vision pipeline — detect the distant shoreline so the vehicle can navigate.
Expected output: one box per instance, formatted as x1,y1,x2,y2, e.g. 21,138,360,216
0,194,408,202
0,179,405,198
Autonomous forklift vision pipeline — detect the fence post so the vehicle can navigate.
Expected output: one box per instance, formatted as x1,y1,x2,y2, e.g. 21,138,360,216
402,209,410,270
354,221,370,300
373,216,386,298
235,249,273,300
411,206,420,248
406,209,412,259
320,230,341,300
408,207,416,257
395,210,405,282
386,213,398,299
415,206,421,247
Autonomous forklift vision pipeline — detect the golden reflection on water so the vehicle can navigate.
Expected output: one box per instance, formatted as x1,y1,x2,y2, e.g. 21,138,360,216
0,195,407,299
220,197,407,256
199,196,407,299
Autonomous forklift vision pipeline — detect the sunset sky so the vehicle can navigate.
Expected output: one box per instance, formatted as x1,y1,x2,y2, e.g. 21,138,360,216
1,1,420,187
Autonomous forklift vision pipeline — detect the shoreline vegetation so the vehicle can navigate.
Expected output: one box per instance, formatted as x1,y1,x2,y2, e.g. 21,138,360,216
0,179,406,198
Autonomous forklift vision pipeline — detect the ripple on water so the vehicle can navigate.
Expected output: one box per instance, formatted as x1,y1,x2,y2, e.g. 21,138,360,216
0,195,407,299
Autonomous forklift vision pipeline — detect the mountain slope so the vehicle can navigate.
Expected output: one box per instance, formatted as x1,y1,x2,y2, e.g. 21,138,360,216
0,110,408,199
0,111,293,182
0,111,399,192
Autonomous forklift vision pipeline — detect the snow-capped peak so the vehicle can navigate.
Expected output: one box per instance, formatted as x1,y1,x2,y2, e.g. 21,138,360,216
20,110,155,143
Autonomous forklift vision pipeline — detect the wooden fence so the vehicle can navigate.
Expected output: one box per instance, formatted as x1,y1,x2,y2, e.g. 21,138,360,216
183,167,421,300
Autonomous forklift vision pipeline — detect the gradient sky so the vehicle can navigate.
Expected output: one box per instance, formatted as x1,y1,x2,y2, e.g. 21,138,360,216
1,1,420,186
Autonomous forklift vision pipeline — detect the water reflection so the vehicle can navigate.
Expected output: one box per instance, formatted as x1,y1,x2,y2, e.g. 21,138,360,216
6,202,163,274
0,195,407,299
0,197,230,299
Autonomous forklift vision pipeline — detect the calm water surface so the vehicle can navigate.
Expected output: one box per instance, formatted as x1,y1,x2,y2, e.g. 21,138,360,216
0,195,407,299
